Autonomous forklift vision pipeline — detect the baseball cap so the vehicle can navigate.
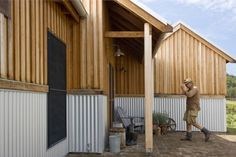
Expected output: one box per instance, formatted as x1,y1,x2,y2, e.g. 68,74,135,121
184,78,193,84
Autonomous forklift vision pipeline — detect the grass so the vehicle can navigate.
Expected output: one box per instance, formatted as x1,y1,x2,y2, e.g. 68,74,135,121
227,127,236,134
226,100,236,134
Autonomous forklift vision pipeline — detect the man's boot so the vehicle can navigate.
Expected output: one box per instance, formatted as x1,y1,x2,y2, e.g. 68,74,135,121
201,127,210,142
180,132,192,141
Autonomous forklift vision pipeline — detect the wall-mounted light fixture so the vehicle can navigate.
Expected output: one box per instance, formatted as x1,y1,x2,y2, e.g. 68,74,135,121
113,44,125,57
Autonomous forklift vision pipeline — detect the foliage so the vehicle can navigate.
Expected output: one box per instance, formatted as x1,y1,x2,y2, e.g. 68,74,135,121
153,112,169,125
226,101,236,129
227,74,236,98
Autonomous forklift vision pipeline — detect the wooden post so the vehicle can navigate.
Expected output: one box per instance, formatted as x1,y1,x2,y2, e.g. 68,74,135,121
144,23,153,153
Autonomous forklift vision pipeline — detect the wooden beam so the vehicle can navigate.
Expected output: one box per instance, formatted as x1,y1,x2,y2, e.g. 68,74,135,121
144,23,153,153
0,79,48,93
110,22,144,46
67,89,104,95
152,33,165,57
61,0,80,23
105,31,144,38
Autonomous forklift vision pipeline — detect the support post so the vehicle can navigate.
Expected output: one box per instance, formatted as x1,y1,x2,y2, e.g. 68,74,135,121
144,23,153,153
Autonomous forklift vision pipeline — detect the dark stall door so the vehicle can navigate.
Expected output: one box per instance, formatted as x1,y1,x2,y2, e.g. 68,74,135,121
47,32,66,148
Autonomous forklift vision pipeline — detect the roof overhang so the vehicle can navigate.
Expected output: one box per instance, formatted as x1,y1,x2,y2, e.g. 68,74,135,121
70,0,87,18
60,0,87,23
106,0,173,59
113,0,173,33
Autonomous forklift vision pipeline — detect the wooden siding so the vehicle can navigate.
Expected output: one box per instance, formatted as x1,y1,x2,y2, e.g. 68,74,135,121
154,29,227,95
0,0,81,91
0,13,8,79
115,52,144,95
0,0,114,93
79,0,104,90
0,0,115,93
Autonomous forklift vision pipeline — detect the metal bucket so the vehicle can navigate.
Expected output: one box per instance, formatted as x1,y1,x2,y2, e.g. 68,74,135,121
110,128,126,148
109,135,120,153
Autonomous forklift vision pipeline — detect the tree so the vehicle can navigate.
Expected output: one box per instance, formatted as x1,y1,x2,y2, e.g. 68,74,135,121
227,74,236,98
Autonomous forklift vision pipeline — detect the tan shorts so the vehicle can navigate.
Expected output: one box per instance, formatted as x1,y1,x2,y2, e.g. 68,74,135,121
183,110,198,125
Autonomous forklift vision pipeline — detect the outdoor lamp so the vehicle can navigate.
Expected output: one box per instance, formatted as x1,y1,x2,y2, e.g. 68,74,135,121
114,45,125,57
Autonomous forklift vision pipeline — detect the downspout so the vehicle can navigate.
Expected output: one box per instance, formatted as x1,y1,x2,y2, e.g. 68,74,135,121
70,0,87,18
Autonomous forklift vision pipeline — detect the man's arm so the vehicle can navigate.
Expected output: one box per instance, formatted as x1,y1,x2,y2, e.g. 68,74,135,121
185,88,197,97
181,84,188,93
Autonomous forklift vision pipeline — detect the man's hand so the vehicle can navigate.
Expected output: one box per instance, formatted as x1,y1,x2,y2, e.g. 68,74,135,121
181,84,188,92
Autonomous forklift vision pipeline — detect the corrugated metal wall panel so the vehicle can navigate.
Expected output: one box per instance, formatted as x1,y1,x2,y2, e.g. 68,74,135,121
115,97,144,117
115,96,226,132
0,89,68,157
154,97,187,131
68,95,107,153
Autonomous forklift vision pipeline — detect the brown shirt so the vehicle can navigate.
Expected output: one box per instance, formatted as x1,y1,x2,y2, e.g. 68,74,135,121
185,86,200,111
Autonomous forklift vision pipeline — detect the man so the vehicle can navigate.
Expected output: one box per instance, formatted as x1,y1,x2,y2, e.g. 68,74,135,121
180,78,210,142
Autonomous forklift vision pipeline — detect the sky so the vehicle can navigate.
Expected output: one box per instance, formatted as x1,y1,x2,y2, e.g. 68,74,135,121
136,0,236,76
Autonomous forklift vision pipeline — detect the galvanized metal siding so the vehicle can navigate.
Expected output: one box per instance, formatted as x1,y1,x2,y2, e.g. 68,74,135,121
115,96,226,132
0,89,68,157
68,95,107,153
115,97,144,117
198,98,226,132
154,97,186,131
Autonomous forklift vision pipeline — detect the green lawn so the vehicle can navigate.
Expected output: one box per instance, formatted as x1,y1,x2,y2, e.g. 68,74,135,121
226,100,236,134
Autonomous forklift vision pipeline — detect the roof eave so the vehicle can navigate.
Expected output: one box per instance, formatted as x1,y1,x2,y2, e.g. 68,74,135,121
113,0,173,33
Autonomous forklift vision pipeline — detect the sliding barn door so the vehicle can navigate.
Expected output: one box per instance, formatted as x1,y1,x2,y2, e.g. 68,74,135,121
47,32,66,148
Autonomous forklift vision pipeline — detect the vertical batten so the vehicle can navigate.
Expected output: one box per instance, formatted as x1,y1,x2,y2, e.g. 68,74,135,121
31,0,36,83
72,24,79,88
20,0,26,82
14,0,20,81
80,18,87,88
40,0,44,85
26,0,31,82
86,0,92,88
93,0,99,88
35,0,40,84
0,14,8,78
8,0,14,80
98,0,103,90
44,0,48,85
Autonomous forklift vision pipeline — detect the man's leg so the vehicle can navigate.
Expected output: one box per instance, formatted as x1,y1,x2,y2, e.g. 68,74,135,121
181,122,192,141
193,123,210,142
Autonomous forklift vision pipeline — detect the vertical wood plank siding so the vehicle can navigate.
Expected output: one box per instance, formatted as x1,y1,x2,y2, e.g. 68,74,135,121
115,29,227,96
0,13,8,79
0,0,106,92
0,0,107,90
154,29,227,95
80,0,104,90
0,1,84,90
115,52,144,95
